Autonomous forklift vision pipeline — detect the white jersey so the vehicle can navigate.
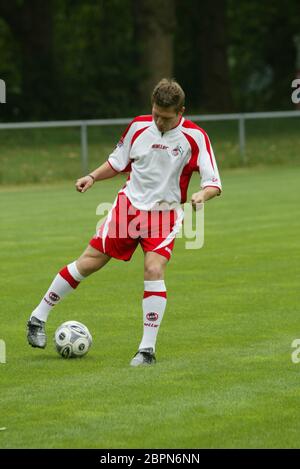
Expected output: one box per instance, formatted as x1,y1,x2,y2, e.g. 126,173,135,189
108,115,222,211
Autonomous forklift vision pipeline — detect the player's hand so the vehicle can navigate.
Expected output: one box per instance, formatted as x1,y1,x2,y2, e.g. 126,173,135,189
190,191,205,211
75,175,94,193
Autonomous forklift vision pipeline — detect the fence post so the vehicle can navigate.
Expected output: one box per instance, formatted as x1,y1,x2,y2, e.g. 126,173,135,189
238,115,247,164
80,123,88,175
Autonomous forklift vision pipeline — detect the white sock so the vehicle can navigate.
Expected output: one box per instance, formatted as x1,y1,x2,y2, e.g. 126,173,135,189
138,280,167,353
30,261,85,322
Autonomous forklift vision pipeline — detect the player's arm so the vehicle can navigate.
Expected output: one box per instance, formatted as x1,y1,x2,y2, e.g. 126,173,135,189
191,186,220,209
76,118,137,193
191,130,222,210
75,161,118,193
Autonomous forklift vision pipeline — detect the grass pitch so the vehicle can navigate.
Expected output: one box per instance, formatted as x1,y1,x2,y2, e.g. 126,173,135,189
0,166,299,448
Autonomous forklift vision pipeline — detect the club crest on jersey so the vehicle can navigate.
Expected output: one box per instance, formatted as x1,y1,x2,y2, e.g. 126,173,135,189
171,145,184,157
146,312,159,322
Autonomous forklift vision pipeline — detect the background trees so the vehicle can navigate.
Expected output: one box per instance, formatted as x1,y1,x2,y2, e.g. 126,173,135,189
0,0,299,121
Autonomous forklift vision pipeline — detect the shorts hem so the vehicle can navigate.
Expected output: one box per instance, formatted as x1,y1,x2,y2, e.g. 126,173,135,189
89,238,132,262
143,247,172,261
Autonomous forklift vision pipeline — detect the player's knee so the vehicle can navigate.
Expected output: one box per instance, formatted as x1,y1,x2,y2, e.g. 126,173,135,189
76,254,101,276
144,263,164,280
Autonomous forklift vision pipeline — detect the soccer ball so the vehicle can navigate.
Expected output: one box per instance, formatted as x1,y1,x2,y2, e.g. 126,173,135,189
54,321,92,358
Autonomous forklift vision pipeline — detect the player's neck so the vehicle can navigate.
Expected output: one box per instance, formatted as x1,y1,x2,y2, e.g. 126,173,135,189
160,115,182,136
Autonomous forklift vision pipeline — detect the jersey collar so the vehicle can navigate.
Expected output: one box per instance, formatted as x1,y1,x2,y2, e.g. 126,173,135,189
153,116,185,136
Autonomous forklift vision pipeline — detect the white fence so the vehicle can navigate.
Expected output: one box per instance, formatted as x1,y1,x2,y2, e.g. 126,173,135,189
0,110,299,174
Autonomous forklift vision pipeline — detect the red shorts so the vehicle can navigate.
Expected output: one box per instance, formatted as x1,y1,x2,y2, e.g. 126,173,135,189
89,192,183,261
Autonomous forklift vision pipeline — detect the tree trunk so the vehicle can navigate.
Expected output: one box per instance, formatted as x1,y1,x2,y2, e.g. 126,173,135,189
0,0,54,119
133,0,176,110
198,0,233,112
20,0,54,118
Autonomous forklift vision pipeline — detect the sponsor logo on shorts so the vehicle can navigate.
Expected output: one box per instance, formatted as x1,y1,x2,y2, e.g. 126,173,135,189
146,312,159,322
49,292,60,302
211,177,219,183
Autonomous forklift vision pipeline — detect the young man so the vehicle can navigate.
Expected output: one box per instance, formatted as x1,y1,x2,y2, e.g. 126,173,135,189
27,78,222,366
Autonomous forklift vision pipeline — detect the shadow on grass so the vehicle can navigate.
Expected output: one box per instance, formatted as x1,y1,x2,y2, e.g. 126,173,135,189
29,354,98,361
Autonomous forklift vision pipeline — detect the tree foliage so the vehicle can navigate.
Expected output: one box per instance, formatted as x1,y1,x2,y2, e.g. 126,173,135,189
0,0,299,121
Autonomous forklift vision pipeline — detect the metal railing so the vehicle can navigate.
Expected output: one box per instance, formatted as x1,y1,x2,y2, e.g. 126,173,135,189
0,110,299,174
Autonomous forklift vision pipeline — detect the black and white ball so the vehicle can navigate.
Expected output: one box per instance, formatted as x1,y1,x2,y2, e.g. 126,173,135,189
54,321,92,358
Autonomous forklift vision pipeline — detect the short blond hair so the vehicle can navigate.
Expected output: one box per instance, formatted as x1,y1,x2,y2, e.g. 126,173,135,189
151,78,185,112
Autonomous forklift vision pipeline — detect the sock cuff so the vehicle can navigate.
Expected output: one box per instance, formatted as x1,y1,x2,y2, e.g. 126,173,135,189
144,280,166,292
59,261,84,289
144,280,167,298
67,261,85,282
143,291,167,299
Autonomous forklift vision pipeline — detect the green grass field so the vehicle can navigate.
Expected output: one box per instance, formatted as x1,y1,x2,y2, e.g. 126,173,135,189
0,165,299,448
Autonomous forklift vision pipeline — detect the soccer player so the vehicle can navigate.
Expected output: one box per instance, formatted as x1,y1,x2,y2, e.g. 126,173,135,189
27,78,222,366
